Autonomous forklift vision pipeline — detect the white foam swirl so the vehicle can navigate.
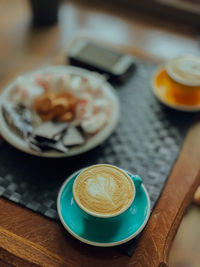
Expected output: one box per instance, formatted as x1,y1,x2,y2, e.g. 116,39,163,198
74,165,134,215
86,175,116,205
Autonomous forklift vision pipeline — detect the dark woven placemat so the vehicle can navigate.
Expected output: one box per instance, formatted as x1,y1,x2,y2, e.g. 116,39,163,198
0,61,194,256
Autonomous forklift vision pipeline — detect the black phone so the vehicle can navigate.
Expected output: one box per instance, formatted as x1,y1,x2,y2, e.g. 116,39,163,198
68,40,136,83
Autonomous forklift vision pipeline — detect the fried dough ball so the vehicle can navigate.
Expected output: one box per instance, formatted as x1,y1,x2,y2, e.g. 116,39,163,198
32,91,77,122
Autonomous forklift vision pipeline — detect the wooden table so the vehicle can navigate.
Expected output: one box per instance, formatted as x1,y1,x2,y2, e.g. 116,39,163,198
0,1,200,266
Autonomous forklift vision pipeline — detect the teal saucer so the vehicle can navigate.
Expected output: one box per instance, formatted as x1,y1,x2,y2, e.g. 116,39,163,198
57,170,151,247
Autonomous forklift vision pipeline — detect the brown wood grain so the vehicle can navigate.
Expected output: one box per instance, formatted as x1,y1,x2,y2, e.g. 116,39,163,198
0,0,200,266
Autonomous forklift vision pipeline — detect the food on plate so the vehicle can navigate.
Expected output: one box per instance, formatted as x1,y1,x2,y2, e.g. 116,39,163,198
3,69,114,153
62,127,85,147
33,91,77,122
2,104,33,138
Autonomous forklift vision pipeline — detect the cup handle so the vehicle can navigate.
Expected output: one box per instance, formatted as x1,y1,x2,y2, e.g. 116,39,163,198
129,174,142,190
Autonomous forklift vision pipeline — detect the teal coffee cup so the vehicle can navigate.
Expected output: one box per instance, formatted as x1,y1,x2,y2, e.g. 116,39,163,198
72,164,142,222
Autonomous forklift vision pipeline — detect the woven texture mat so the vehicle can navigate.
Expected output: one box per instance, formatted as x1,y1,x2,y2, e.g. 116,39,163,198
0,61,194,256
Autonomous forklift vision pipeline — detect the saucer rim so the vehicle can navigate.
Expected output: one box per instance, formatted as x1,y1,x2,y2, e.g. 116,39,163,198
57,169,151,247
152,66,200,112
0,65,120,158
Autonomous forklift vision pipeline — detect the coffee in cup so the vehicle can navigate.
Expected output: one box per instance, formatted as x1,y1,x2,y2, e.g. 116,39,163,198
153,55,200,107
164,55,200,105
166,55,200,87
73,164,135,218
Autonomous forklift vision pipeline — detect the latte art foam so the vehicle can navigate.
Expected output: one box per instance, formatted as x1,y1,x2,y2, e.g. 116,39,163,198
73,165,134,216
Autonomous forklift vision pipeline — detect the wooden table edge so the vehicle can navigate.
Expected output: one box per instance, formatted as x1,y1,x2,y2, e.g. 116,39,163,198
131,122,200,267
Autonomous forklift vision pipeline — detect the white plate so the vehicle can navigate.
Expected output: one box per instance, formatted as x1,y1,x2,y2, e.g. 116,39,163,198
152,66,200,112
0,66,120,158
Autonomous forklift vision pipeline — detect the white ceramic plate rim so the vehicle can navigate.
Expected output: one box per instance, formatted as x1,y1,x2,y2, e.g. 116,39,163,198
57,169,151,247
152,66,200,112
0,66,120,158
